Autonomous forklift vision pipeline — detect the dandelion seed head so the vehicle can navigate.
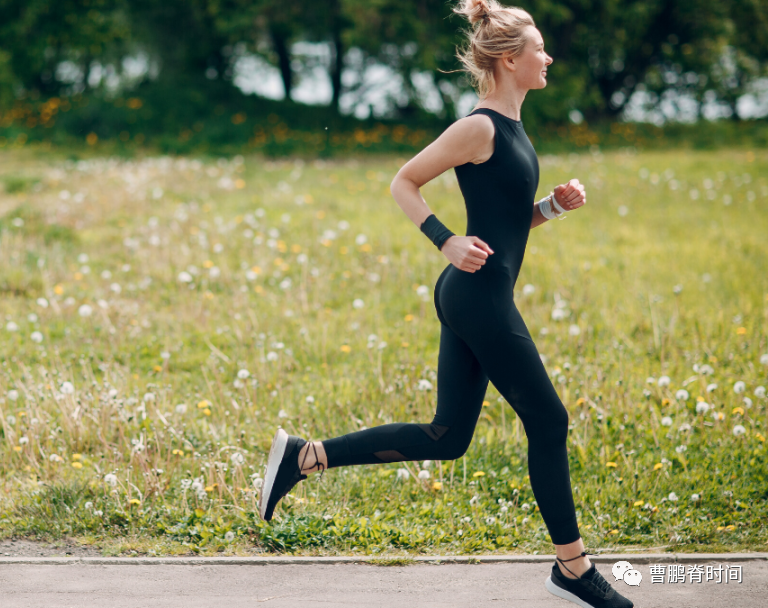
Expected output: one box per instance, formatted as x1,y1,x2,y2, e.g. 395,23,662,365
8,389,19,401
418,470,430,479
396,468,409,480
733,381,746,394
6,321,18,332
61,381,75,395
733,424,746,436
230,452,245,466
78,304,93,317
657,376,671,387
237,369,250,379
104,473,118,487
755,386,766,398
36,297,49,308
175,403,187,414
661,416,673,426
706,383,718,393
675,389,689,401
568,324,581,336
522,284,535,296
668,492,678,501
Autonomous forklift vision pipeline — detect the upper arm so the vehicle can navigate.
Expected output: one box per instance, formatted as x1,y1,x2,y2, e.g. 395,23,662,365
391,115,495,190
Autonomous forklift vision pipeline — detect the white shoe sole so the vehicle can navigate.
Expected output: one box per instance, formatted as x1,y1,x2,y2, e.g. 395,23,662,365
545,575,595,608
259,428,289,521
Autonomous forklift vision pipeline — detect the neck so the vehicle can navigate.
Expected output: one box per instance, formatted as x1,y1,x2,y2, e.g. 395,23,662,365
475,80,528,121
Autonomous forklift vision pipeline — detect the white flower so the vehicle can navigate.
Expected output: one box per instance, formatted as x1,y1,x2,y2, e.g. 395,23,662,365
760,354,768,365
396,468,409,480
690,493,700,502
237,369,250,379
657,376,671,387
469,495,480,506
417,470,430,479
678,423,692,433
78,304,93,317
266,351,278,361
251,476,263,489
668,492,678,501
6,321,18,332
209,266,221,278
84,501,93,510
180,479,192,490
522,284,535,296
568,324,581,336
675,389,689,401
224,531,235,542
178,271,193,283
279,277,292,290
19,436,28,445
661,416,673,426
733,425,746,437
485,516,496,525
733,381,746,394
93,510,103,517
377,341,387,349
417,379,433,391
522,517,529,525
675,445,687,453
61,381,75,394
230,453,245,466
28,313,38,323
160,351,171,360
521,502,531,511
277,409,288,418
36,297,49,308
696,401,710,414
352,298,364,309
7,389,19,401
31,331,45,344
500,505,509,513
143,392,155,403
175,403,187,414
110,282,122,294
49,454,63,462
646,377,656,385
754,386,765,398
699,364,714,375
104,473,118,487
706,383,718,393
551,308,568,321
355,234,367,245
743,397,753,408
306,395,315,403
421,460,433,469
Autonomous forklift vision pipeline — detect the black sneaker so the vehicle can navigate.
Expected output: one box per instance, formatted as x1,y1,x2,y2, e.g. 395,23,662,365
258,429,308,522
545,560,634,608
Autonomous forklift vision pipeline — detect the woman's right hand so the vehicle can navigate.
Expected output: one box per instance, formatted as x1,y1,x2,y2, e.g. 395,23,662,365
440,235,494,272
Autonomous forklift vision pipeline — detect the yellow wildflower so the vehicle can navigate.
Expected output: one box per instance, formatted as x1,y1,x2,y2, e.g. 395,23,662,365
472,471,485,478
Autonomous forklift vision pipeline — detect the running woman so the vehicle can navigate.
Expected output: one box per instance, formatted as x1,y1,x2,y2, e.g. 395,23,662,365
259,2,633,607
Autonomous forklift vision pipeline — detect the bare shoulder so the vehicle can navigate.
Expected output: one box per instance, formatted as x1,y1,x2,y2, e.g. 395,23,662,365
443,114,495,164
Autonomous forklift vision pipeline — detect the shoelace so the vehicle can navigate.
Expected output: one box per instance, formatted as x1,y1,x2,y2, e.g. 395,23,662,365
557,551,613,596
299,440,325,481
556,551,600,580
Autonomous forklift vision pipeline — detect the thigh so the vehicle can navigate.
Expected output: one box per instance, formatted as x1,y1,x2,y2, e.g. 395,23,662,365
432,321,490,428
459,306,567,431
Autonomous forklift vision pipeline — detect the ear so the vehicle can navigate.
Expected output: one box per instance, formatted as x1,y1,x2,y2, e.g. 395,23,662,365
500,52,516,72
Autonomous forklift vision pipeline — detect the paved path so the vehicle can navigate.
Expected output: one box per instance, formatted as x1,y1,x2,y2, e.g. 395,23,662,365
1,555,766,607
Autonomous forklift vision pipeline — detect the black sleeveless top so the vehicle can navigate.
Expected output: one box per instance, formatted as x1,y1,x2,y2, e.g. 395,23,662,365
453,107,539,286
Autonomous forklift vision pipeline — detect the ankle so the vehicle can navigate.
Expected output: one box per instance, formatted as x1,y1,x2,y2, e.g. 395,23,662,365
298,441,322,474
558,555,591,579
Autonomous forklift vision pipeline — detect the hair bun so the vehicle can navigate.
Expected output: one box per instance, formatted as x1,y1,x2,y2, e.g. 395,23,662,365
457,0,492,25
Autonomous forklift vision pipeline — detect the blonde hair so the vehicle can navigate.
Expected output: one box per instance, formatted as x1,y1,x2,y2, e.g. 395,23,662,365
452,0,536,100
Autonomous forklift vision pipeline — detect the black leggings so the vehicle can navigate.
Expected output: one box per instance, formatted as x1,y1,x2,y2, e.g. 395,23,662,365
321,266,581,545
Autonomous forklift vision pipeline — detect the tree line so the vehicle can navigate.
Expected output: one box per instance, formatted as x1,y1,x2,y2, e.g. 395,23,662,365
1,0,766,124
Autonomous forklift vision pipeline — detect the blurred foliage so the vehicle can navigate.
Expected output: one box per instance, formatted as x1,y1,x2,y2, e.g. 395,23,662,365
0,1,767,155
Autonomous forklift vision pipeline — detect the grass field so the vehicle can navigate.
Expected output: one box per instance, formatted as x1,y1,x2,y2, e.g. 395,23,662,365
0,145,766,557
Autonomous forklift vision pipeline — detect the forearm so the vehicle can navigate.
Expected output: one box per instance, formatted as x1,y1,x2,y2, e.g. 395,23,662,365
390,174,434,228
531,200,550,229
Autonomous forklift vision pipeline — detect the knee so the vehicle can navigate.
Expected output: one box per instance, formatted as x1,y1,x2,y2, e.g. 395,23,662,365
527,401,569,445
436,429,474,461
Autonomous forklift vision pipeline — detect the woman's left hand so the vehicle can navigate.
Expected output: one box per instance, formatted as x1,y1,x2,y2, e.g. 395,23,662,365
553,178,586,211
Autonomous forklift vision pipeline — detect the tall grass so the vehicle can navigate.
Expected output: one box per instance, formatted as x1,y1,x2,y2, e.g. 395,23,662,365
0,145,766,556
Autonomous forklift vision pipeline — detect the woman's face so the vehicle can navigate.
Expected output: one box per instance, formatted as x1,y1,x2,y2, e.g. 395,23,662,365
501,26,553,90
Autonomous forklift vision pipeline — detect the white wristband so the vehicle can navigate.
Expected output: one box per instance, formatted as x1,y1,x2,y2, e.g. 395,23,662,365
538,196,558,220
550,191,568,216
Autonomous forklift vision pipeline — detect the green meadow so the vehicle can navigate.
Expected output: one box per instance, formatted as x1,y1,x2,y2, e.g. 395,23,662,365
0,145,766,557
